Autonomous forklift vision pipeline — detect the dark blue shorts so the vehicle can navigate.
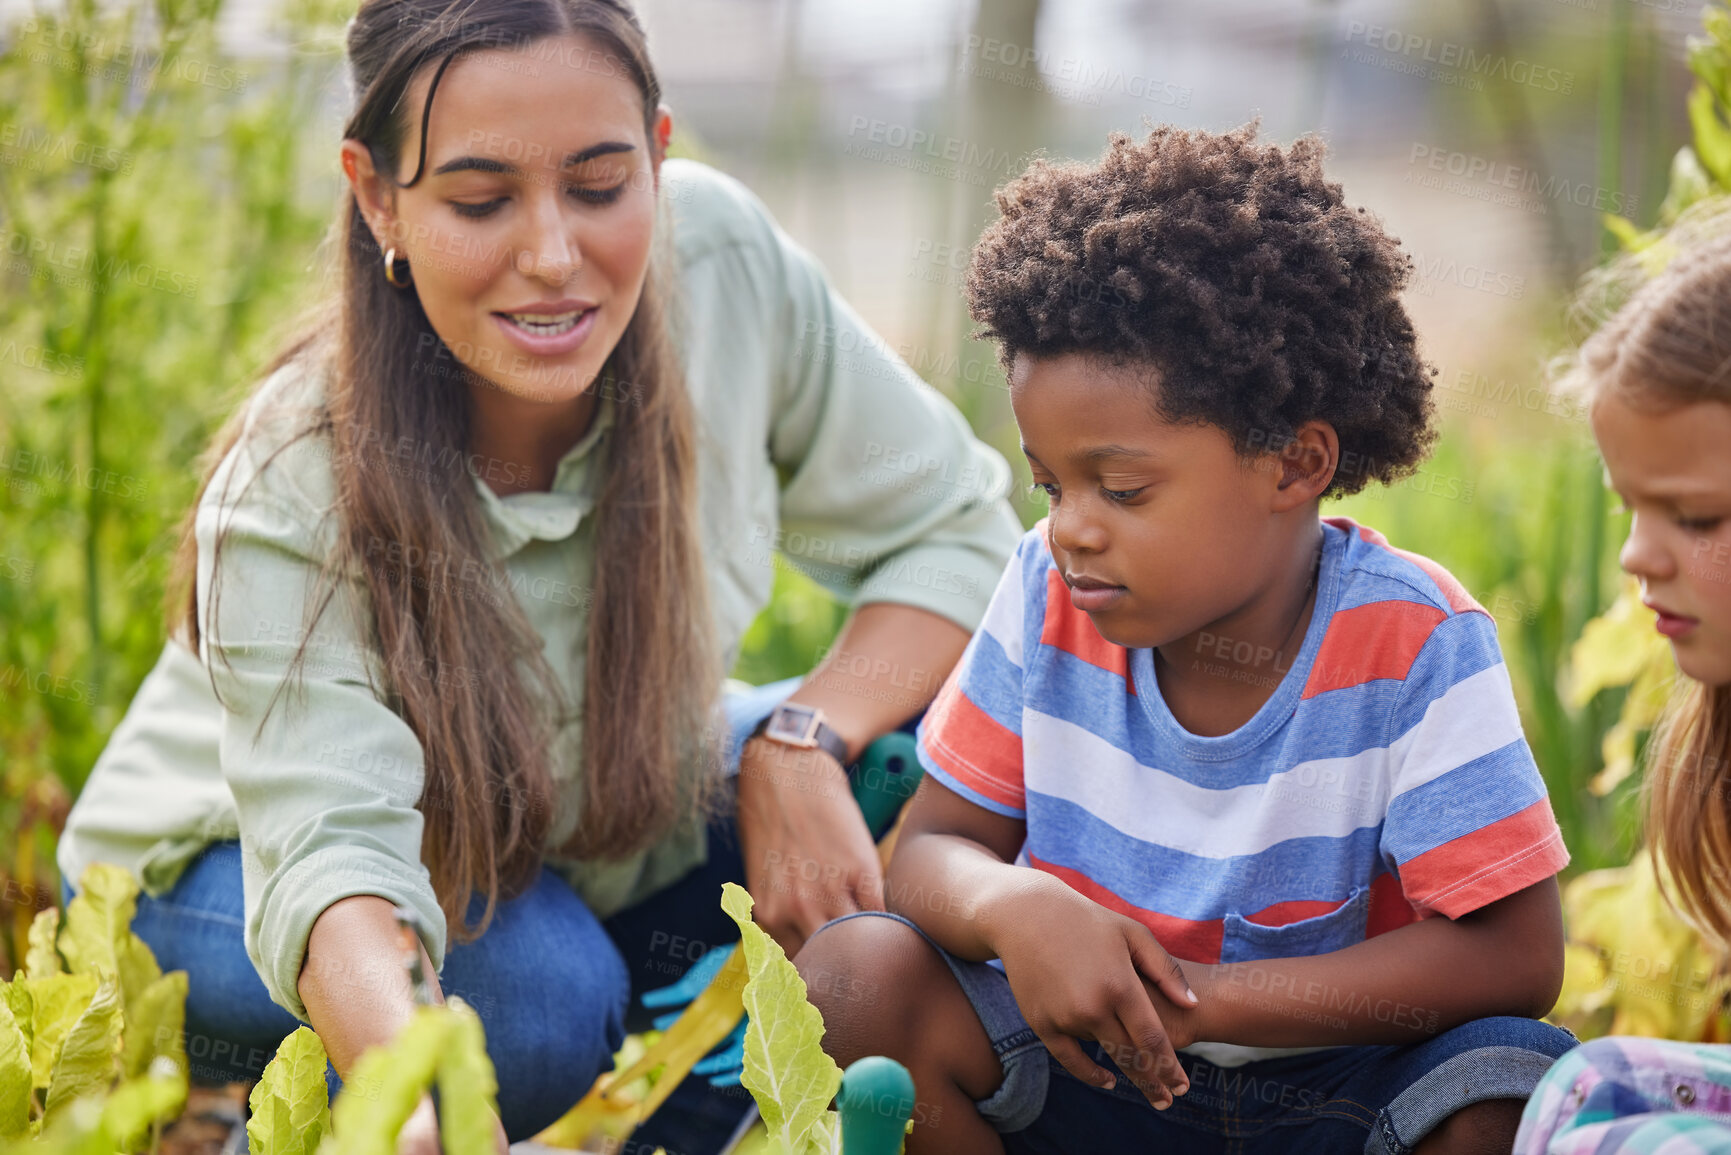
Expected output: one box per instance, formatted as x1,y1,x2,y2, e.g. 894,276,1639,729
821,910,1579,1154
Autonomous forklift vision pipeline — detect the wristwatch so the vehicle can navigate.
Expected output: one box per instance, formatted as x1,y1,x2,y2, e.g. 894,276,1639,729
748,702,852,767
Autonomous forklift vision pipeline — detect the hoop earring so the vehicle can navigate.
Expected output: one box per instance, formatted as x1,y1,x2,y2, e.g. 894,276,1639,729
383,247,412,288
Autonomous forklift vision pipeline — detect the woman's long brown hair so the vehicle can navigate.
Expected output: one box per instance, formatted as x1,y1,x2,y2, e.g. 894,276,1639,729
166,0,720,942
1566,218,1731,951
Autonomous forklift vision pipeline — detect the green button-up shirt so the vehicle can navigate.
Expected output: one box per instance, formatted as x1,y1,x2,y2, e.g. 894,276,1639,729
56,159,1021,1022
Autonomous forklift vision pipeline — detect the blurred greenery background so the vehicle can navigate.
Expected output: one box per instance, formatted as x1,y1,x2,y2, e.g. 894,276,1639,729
0,0,1716,1040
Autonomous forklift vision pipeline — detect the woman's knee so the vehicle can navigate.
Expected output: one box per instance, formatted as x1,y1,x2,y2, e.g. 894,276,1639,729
445,874,629,1066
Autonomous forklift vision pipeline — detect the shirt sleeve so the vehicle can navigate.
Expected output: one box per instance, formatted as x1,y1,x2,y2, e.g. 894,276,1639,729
1379,609,1570,919
196,424,446,1024
914,527,1043,819
671,164,1022,634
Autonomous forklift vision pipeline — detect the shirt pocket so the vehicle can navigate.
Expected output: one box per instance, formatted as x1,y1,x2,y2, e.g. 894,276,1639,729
1218,885,1370,964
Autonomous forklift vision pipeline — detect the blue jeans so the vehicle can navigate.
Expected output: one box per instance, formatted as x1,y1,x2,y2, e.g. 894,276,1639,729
815,910,1580,1154
61,677,808,1151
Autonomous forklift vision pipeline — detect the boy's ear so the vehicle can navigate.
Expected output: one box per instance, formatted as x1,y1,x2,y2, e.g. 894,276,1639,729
1270,421,1339,511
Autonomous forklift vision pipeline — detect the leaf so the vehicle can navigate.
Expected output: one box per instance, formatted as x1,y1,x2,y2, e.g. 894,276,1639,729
1602,214,1648,254
1691,7,1731,111
15,1093,108,1155
120,971,187,1082
1566,579,1672,707
22,974,99,1091
435,998,499,1155
41,977,122,1125
100,1069,188,1152
720,883,842,1155
0,992,33,1139
3,984,32,1078
326,1006,451,1155
1553,856,1731,1042
116,931,165,1016
802,1111,842,1155
1658,146,1713,225
59,863,165,1037
58,864,139,981
1589,656,1676,796
247,1027,331,1155
533,1033,653,1148
24,909,63,980
1689,81,1731,189
1566,579,1677,795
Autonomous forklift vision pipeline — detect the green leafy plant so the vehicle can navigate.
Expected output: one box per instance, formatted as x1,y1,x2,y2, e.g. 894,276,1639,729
242,1000,499,1155
720,883,845,1155
0,862,187,1151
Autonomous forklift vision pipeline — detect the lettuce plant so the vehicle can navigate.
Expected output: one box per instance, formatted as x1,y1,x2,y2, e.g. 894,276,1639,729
720,883,845,1155
244,999,499,1155
0,863,188,1152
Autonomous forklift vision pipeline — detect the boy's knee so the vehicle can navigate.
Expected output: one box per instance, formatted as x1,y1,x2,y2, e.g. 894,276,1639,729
797,914,934,1055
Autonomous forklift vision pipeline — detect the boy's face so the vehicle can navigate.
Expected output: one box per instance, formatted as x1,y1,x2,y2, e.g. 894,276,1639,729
1593,391,1731,687
1009,352,1291,650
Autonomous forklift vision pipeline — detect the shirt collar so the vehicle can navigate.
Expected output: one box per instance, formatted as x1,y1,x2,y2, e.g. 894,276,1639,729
471,390,618,558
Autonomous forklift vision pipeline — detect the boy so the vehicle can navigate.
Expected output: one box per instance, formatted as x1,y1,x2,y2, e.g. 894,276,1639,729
796,125,1576,1154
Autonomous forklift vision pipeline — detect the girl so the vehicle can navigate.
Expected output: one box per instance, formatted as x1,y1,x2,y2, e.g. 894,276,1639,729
54,1,1020,1152
1515,227,1731,1151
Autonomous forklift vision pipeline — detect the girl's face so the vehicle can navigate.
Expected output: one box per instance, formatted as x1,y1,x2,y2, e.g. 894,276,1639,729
342,34,665,405
1593,391,1731,686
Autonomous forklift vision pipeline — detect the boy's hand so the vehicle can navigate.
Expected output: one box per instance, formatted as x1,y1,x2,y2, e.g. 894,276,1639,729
992,878,1198,1109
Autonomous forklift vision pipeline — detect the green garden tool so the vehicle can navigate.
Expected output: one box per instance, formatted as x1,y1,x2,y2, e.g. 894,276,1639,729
837,1057,917,1155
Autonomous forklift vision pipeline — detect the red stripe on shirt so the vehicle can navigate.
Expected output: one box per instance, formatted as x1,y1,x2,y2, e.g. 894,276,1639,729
1328,516,1484,615
1243,897,1352,927
1243,873,1420,934
1302,600,1446,698
1029,852,1225,964
1364,869,1420,938
1398,798,1570,918
921,671,1026,812
1039,567,1133,685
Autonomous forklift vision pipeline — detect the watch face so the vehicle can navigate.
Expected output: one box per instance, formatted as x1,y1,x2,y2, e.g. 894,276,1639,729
766,703,819,744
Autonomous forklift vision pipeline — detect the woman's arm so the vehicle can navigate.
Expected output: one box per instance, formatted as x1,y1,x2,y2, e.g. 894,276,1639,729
298,895,444,1075
737,603,970,951
775,602,971,757
300,897,509,1155
671,164,1021,952
194,418,451,1024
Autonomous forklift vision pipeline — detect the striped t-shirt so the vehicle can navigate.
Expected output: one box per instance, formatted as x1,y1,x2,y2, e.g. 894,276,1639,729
916,516,1568,1016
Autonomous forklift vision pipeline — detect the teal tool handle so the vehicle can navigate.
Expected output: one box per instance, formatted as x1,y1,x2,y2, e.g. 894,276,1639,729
837,1056,915,1155
851,731,922,841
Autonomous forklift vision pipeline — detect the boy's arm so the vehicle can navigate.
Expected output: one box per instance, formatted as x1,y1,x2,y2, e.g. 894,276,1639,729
888,776,1199,1107
1177,875,1564,1048
884,772,1031,961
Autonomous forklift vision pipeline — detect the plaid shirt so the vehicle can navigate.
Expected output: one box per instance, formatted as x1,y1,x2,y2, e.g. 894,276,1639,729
1516,1036,1731,1153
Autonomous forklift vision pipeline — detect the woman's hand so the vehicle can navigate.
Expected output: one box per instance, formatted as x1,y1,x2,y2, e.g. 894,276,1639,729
993,878,1198,1110
394,1093,508,1155
736,737,885,954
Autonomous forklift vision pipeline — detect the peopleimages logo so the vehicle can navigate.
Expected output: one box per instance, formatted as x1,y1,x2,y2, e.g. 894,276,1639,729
1344,21,1574,94
1406,144,1637,216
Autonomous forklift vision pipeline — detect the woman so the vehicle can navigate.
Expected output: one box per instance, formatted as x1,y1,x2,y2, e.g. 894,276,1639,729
54,0,1020,1150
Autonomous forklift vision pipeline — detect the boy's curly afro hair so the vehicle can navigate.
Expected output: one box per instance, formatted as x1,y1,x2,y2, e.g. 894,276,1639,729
965,122,1436,498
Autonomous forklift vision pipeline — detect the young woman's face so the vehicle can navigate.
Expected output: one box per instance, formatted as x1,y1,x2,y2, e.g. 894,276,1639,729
347,34,663,404
1593,391,1731,686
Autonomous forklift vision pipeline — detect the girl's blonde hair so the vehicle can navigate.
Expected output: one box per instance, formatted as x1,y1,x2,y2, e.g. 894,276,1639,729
1564,202,1731,951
